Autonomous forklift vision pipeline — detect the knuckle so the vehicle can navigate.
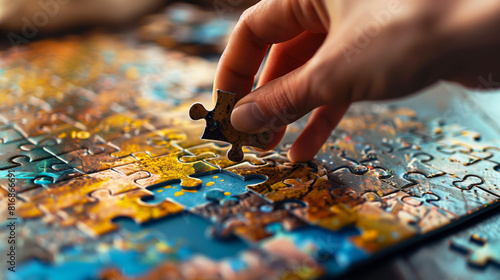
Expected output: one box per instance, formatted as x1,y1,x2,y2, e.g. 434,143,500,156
305,54,355,106
292,0,329,32
239,3,257,22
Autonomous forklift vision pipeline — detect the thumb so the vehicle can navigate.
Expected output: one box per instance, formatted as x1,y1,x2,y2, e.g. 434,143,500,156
231,66,321,134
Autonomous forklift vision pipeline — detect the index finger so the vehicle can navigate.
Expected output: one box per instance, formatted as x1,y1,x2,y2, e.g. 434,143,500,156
213,0,328,99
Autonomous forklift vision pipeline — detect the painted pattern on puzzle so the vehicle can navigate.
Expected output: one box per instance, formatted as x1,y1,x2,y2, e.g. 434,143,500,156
0,33,499,280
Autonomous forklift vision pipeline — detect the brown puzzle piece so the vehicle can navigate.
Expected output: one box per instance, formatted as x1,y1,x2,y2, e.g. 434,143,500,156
189,90,271,162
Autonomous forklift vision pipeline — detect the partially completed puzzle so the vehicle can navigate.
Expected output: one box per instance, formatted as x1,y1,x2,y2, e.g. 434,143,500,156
0,32,499,280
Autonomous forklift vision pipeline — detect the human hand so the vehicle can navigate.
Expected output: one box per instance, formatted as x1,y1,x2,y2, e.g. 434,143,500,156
214,0,500,162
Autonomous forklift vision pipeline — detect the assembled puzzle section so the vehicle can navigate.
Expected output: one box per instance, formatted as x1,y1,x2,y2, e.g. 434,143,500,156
0,32,499,280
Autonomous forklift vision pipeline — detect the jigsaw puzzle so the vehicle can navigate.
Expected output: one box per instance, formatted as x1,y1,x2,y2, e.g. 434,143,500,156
1,10,500,280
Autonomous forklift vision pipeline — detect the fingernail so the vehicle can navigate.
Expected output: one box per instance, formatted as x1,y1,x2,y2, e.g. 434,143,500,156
231,102,267,133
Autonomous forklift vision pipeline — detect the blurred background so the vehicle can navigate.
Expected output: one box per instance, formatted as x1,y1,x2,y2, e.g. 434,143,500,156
0,0,258,55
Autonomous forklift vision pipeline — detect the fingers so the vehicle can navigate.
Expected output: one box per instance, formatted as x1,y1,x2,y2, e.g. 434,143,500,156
257,31,327,87
288,104,350,162
213,0,328,99
230,63,322,134
243,31,325,151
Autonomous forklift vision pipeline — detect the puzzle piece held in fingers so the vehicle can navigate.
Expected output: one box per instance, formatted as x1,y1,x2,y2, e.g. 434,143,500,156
189,90,271,162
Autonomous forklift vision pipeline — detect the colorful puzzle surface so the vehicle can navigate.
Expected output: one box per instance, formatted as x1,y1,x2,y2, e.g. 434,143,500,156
1,32,500,280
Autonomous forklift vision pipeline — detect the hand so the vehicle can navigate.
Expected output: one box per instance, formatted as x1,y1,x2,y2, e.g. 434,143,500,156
214,0,500,162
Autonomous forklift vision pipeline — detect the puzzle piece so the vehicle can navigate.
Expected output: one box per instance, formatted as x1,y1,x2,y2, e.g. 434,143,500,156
162,122,208,149
271,177,365,230
142,172,266,210
451,233,500,267
413,145,488,178
229,209,307,242
0,103,50,125
404,173,499,216
0,156,82,193
225,156,326,195
0,138,53,169
485,147,500,164
57,143,137,174
365,191,455,233
13,112,78,139
108,128,184,159
0,218,89,263
193,192,306,242
17,169,150,218
436,144,472,155
0,123,25,143
316,142,369,175
29,125,109,157
90,113,158,142
60,188,184,236
405,138,500,198
189,90,271,162
349,202,418,252
453,175,484,190
328,168,399,197
112,151,218,190
363,149,444,189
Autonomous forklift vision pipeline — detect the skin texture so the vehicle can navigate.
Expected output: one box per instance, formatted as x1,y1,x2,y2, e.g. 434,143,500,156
214,0,500,162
